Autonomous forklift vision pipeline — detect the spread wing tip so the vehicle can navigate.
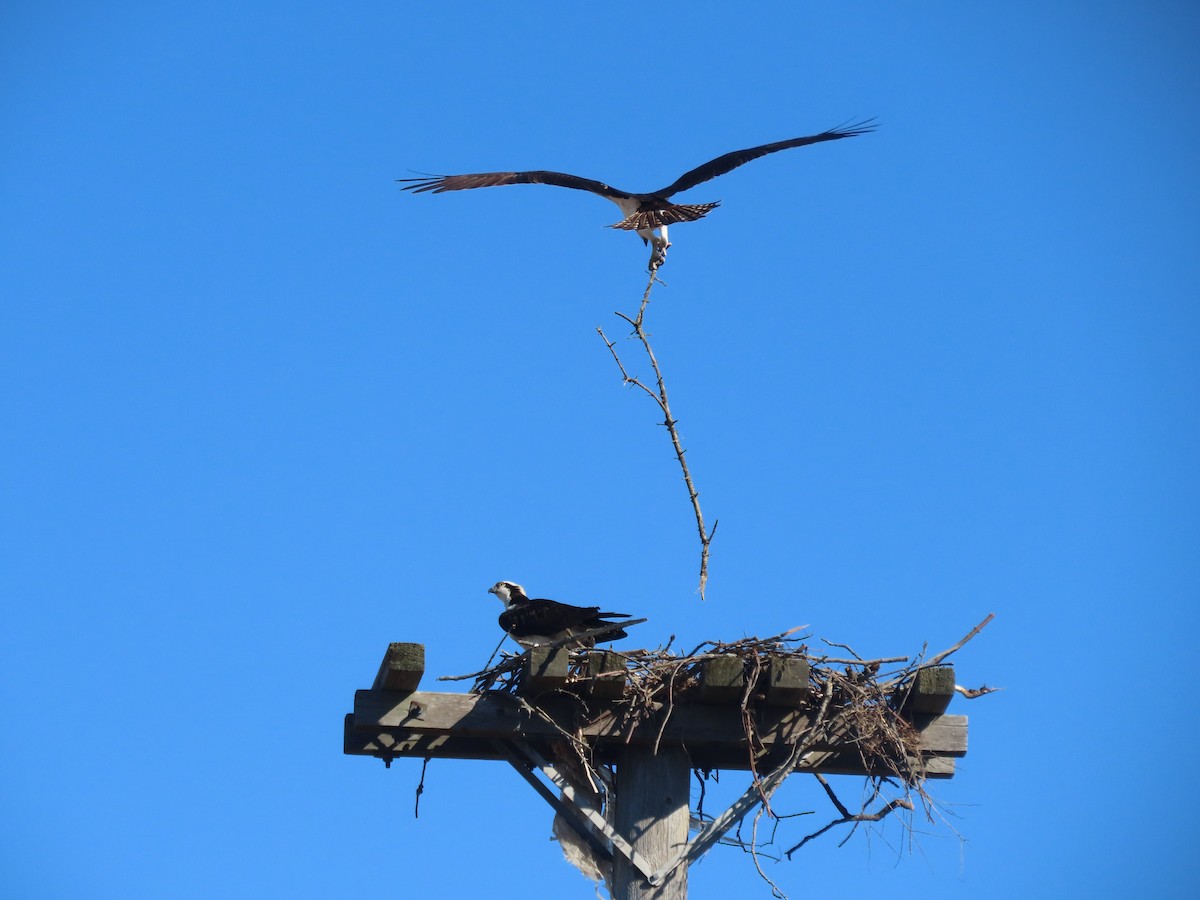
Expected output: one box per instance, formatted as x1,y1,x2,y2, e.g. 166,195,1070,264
828,117,879,138
396,175,449,194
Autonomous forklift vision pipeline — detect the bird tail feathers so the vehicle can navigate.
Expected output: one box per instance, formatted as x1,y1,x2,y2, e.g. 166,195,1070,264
608,202,720,231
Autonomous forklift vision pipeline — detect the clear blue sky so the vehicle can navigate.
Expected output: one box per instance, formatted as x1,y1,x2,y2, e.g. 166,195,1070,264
3,3,1197,898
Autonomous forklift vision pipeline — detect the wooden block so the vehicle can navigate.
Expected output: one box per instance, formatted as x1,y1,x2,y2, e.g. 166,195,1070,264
699,655,744,704
586,650,626,700
522,645,569,694
765,657,810,706
901,665,955,716
372,642,425,692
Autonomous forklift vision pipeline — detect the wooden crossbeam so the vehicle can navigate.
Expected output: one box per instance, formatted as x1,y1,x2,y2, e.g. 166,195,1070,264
345,646,968,776
345,689,965,776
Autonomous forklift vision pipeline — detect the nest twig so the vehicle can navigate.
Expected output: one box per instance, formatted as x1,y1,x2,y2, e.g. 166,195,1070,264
597,267,716,598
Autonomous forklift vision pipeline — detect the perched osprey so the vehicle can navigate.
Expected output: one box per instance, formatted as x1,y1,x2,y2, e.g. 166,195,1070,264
488,580,634,649
400,120,876,269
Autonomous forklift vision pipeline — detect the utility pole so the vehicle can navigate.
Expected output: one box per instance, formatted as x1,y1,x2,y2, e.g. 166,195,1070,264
611,745,690,900
345,642,968,899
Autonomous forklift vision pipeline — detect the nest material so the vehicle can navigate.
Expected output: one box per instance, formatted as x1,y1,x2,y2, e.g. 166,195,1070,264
447,617,994,895
468,627,954,785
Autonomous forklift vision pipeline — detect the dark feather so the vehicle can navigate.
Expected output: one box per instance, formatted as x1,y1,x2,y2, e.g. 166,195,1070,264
499,598,628,635
397,170,633,200
652,119,878,198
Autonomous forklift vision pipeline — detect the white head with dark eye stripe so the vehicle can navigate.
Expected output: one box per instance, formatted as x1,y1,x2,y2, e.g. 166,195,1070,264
488,581,528,609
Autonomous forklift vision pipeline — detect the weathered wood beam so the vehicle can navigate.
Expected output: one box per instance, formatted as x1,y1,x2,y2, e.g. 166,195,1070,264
351,690,966,754
372,642,425,692
345,692,966,775
344,715,960,778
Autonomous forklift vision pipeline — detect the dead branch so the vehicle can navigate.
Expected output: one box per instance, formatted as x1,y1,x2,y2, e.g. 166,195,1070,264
784,774,914,858
811,654,909,667
597,267,716,599
435,658,519,683
922,612,995,669
879,612,995,693
749,803,787,900
820,638,863,659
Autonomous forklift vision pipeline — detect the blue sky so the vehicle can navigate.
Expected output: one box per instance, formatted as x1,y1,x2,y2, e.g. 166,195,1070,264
3,2,1198,898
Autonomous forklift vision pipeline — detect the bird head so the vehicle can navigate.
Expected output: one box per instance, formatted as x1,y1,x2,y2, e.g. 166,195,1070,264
488,581,528,608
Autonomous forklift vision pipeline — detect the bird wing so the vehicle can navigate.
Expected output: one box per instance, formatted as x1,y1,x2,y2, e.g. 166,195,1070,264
398,170,634,200
498,599,602,635
652,119,877,198
501,597,632,631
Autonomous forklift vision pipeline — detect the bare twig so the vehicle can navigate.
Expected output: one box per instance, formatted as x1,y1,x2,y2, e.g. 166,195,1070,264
597,268,716,599
922,612,995,669
820,639,864,660
811,654,909,667
812,773,851,819
481,633,507,670
883,612,996,691
414,756,430,818
749,804,788,899
436,656,521,683
784,784,914,857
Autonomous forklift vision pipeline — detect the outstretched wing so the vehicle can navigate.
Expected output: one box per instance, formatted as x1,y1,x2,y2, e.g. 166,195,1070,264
653,119,877,198
398,170,634,200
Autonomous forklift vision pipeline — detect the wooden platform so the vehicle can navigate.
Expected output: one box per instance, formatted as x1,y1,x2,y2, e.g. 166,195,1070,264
343,643,967,777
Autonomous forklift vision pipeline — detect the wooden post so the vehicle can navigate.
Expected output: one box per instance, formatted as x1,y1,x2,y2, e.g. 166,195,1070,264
902,665,955,716
611,745,691,900
587,650,626,700
698,654,743,704
372,642,425,692
765,656,810,706
521,645,569,694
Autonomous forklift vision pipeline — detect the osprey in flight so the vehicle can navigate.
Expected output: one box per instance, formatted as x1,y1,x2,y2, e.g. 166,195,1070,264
488,580,635,649
400,120,876,269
